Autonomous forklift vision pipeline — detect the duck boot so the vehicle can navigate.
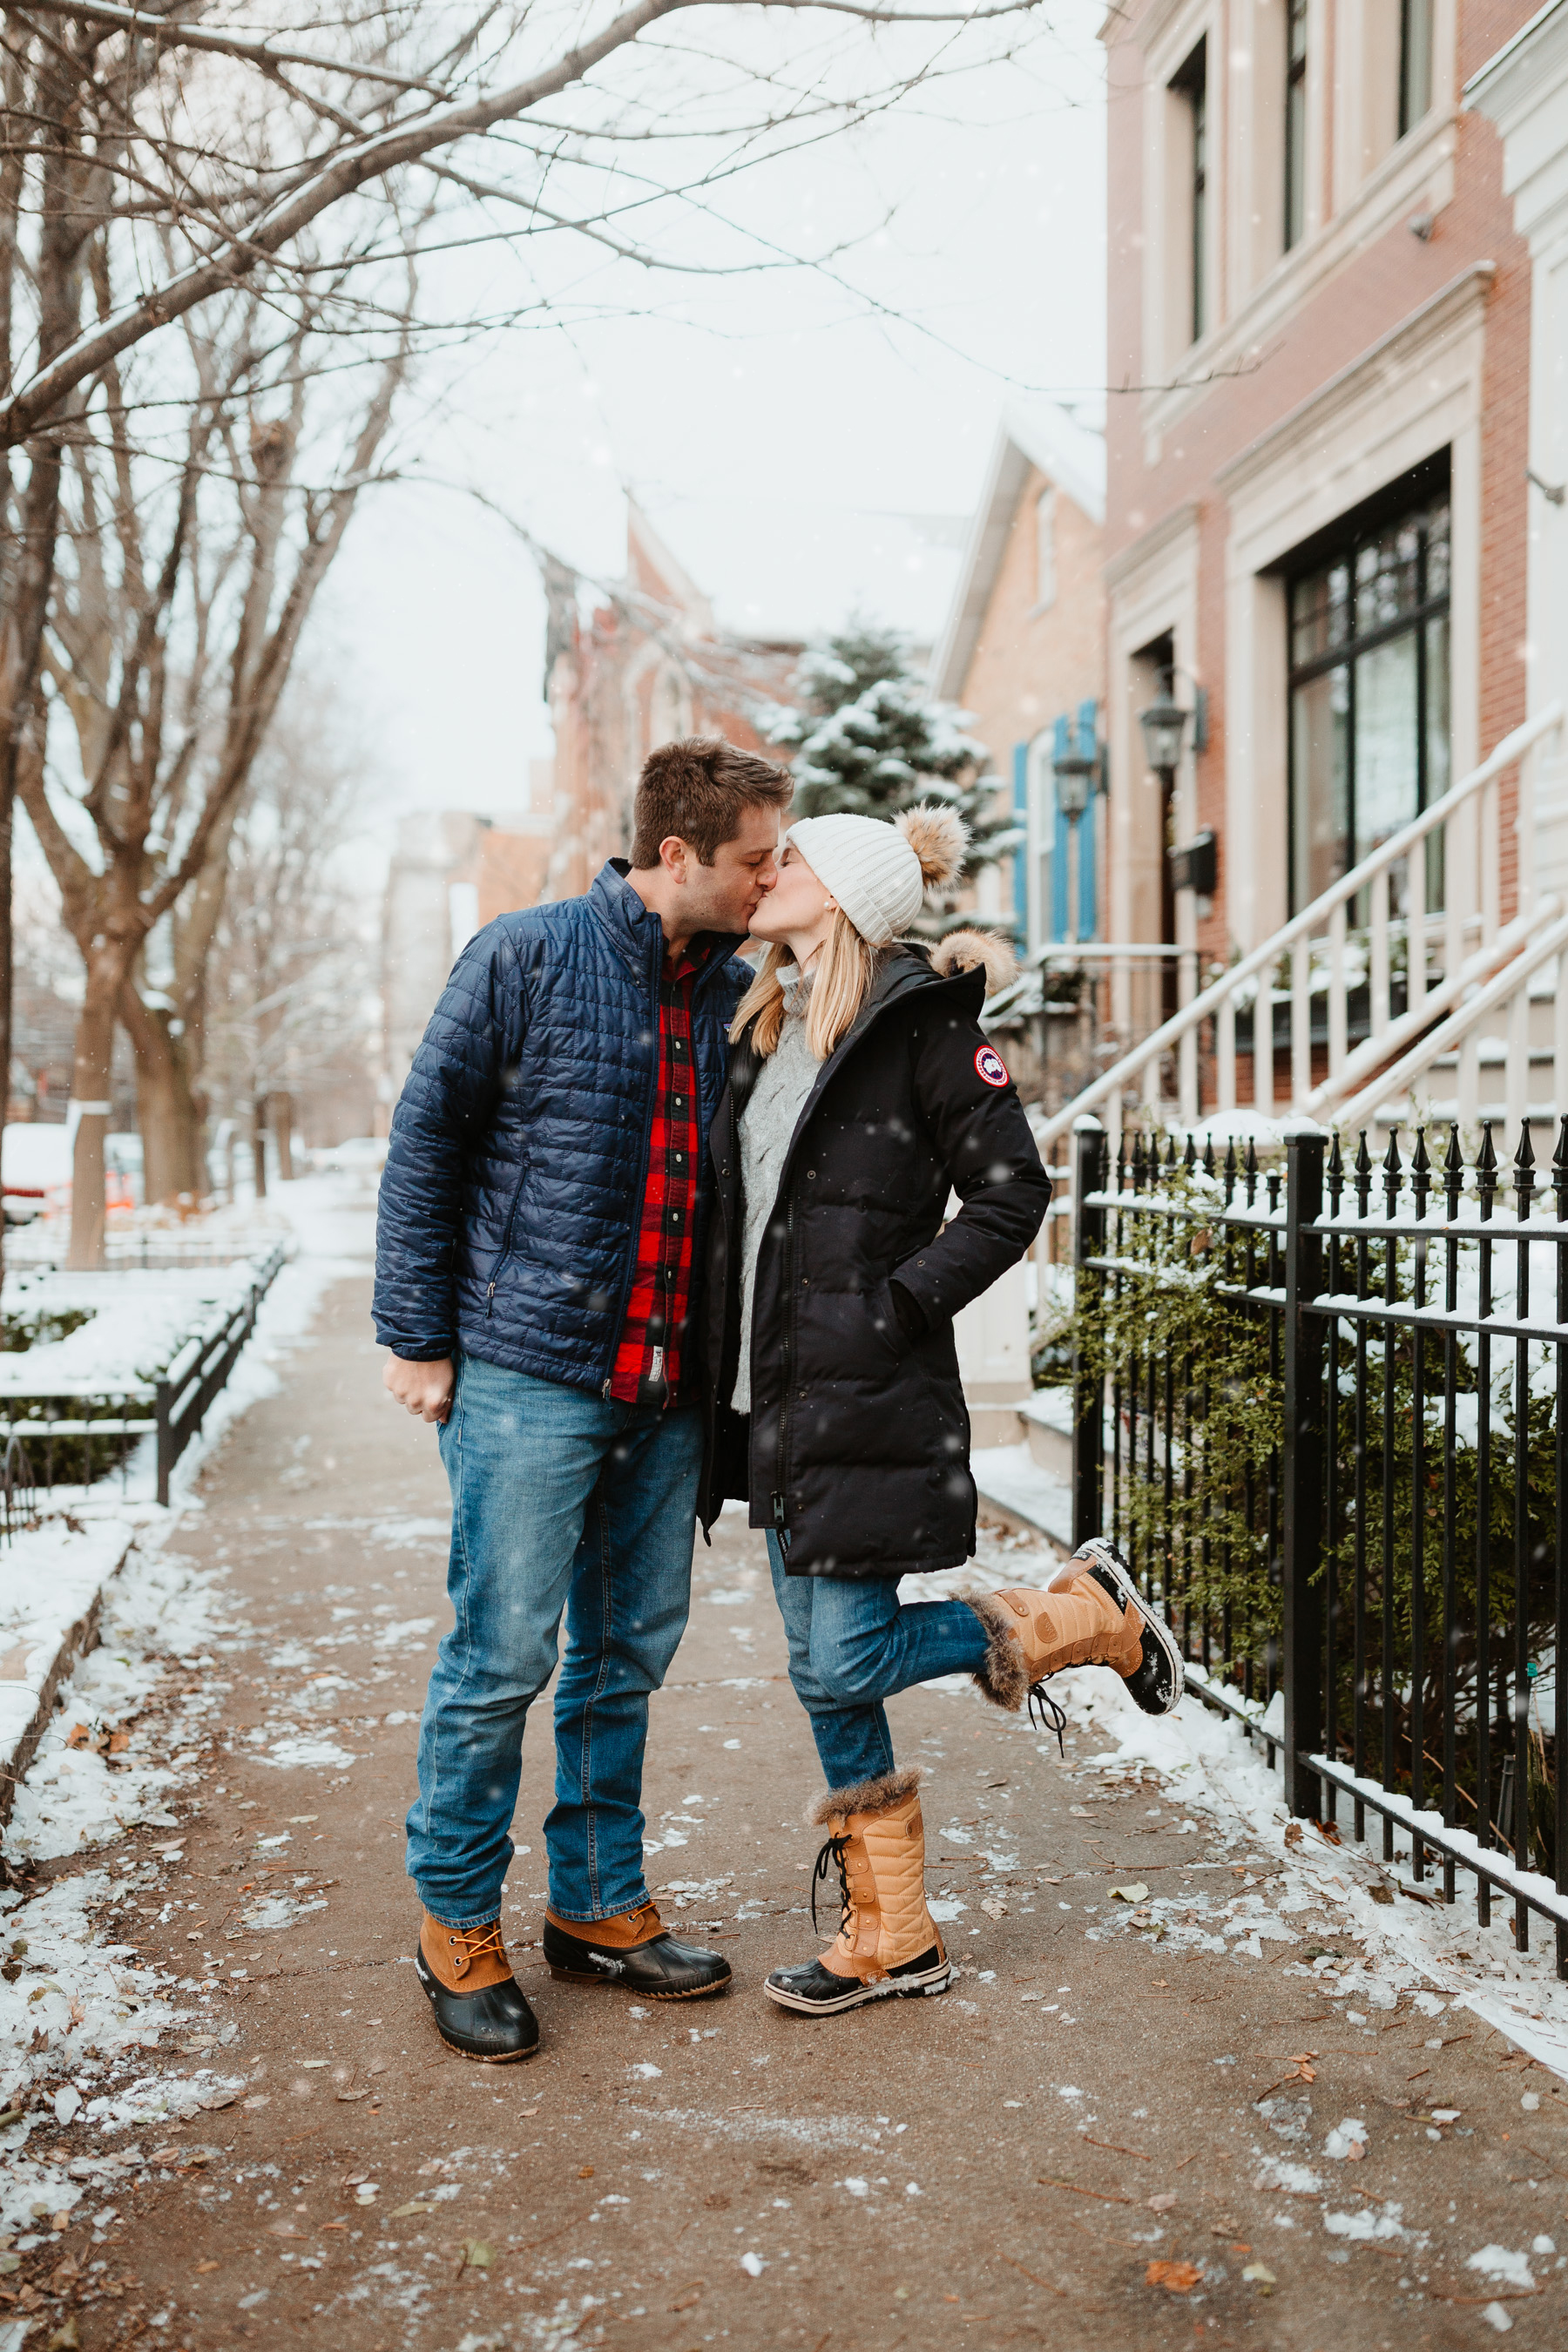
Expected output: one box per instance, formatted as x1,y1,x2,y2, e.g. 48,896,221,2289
542,1900,732,2001
764,1767,950,2017
416,1912,539,2063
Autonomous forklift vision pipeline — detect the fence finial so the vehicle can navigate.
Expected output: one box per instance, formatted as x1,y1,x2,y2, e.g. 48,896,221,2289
1410,1126,1431,1219
1477,1121,1498,1218
1443,1122,1465,1217
1202,1134,1216,1179
1327,1130,1344,1211
1553,1113,1568,1221
1354,1131,1372,1213
1513,1121,1536,1216
1382,1126,1402,1213
1183,1132,1198,1173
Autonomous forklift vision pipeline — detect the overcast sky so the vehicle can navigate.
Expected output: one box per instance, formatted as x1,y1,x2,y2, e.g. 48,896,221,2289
319,3,1107,836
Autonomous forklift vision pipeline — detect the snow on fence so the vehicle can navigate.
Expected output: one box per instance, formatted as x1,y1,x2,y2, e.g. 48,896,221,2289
1068,1117,1568,1976
0,1243,287,1510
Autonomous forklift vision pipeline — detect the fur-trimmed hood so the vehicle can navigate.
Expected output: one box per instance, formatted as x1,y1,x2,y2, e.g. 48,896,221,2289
929,928,1017,997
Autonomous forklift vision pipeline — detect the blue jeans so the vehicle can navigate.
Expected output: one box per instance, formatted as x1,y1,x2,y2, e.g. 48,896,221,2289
767,1532,990,1790
406,1355,702,1929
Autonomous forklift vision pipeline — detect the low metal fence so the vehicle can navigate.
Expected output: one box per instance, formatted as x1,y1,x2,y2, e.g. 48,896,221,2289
1069,1118,1568,1976
0,1242,287,1511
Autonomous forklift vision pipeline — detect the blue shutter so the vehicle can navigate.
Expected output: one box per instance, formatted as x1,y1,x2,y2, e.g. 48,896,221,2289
1077,699,1099,941
1011,741,1029,932
1051,716,1070,941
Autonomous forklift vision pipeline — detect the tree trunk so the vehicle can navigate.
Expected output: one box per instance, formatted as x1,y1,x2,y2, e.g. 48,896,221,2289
67,954,123,1268
273,1090,294,1182
251,1097,268,1200
120,986,203,1204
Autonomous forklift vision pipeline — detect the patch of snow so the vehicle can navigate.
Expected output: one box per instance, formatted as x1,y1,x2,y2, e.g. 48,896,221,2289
1467,2247,1534,2289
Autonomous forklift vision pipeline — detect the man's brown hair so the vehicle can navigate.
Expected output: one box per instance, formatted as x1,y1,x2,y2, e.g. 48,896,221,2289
631,736,792,868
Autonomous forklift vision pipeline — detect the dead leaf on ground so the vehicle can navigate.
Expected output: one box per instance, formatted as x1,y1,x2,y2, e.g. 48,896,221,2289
460,2240,493,2271
1146,2261,1201,2295
390,2201,436,2219
578,2166,594,2180
195,2261,220,2274
1146,2193,1178,2212
1369,1885,1395,1906
146,2146,180,2167
1314,1821,1342,1847
1242,2261,1277,2288
1283,1823,1302,1847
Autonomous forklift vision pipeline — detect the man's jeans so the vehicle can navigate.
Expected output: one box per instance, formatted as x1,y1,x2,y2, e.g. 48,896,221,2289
405,1355,702,1929
767,1532,990,1789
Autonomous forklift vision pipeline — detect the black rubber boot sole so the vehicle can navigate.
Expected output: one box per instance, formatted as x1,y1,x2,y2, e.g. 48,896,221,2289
415,1949,541,2063
1069,1537,1185,1714
763,1947,951,2016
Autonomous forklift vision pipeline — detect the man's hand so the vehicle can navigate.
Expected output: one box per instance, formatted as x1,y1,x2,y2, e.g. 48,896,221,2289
383,1353,455,1425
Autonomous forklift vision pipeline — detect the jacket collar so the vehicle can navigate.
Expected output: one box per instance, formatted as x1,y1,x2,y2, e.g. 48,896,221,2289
589,859,743,984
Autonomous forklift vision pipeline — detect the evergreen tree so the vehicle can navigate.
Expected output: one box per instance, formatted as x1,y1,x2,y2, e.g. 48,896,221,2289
769,622,1018,907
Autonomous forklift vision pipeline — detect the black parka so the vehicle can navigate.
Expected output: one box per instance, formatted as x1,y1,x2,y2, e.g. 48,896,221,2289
698,941,1051,1578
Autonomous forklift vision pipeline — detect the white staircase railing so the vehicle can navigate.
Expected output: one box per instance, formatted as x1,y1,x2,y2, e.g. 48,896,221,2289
1034,702,1565,1168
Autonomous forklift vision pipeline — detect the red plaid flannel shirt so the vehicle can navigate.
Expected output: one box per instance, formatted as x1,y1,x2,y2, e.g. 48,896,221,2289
609,946,701,1406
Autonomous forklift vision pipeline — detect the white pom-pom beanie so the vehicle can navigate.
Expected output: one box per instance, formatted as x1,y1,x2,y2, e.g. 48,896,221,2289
784,813,924,947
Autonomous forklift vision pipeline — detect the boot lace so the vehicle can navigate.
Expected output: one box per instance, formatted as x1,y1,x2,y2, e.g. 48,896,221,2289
450,1920,506,1973
1027,1681,1067,1758
809,1832,852,1936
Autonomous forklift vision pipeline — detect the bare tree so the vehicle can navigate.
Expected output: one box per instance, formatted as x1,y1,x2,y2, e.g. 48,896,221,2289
0,0,1048,1265
21,245,413,1262
202,668,373,1194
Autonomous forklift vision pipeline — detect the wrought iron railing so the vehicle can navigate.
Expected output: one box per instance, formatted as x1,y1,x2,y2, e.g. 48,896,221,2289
0,1242,287,1512
1069,1117,1568,1976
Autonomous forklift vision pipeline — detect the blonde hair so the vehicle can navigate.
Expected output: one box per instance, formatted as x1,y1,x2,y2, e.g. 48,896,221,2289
730,911,879,1060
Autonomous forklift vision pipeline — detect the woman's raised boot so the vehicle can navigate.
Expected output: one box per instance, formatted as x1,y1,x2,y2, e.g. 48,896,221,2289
968,1536,1184,1720
763,1767,950,2016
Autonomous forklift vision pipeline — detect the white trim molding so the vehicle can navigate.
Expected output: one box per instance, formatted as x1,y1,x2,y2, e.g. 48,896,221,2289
1219,262,1490,949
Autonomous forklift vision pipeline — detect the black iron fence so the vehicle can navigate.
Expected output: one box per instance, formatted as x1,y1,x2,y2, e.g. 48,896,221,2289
1069,1118,1568,1977
0,1242,287,1513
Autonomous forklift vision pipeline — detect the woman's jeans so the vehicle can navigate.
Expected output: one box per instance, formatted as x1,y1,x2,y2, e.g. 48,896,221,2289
405,1354,702,1930
767,1531,990,1790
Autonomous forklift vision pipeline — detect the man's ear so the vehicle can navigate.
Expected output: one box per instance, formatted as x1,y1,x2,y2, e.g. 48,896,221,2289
659,835,690,883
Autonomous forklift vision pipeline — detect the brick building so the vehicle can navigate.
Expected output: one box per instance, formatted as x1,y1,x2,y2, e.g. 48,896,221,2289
1103,0,1539,1043
544,503,799,903
931,402,1107,959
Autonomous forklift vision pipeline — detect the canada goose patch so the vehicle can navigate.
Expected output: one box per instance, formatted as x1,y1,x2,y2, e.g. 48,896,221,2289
974,1045,1009,1089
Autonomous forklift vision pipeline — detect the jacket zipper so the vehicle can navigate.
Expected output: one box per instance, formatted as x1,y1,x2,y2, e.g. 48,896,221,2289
770,1184,799,1551
485,1157,531,1319
758,959,952,1546
598,924,668,1393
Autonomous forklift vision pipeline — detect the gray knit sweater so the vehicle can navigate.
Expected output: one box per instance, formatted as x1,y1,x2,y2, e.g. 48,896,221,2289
730,967,821,1416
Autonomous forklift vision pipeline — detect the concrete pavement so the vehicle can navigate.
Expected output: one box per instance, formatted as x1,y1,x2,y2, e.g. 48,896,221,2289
15,1272,1568,2350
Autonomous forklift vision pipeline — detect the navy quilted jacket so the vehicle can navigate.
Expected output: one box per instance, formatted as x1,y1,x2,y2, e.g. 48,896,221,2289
372,861,753,1389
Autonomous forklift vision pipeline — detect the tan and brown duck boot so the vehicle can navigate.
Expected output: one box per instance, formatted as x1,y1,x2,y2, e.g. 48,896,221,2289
967,1536,1185,1734
763,1767,950,2016
415,1910,539,2062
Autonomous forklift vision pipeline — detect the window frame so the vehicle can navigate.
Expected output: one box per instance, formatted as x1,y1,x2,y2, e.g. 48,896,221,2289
1170,38,1209,346
1284,0,1309,252
1285,471,1452,916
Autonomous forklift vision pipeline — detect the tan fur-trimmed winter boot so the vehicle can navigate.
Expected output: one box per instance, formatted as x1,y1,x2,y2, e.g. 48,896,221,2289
967,1536,1185,1728
762,1767,950,2016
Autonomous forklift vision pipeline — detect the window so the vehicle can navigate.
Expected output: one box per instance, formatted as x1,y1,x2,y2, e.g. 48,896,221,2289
1284,0,1308,251
1288,478,1450,916
1035,486,1057,610
1399,0,1434,137
1171,40,1208,344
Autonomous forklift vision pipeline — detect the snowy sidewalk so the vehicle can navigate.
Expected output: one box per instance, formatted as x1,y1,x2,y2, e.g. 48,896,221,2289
2,1228,1567,2347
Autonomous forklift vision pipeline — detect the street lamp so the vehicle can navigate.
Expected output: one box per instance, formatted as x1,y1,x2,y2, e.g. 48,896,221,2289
1052,744,1098,946
1138,691,1192,786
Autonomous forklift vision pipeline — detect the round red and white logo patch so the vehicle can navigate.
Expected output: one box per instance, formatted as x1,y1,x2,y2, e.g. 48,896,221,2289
974,1045,1009,1089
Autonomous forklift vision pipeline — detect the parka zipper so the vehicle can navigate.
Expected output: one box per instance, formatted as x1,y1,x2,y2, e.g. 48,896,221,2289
757,953,958,1549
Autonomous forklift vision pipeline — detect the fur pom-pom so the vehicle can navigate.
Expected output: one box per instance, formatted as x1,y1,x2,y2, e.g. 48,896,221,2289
896,802,968,890
929,928,1017,994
